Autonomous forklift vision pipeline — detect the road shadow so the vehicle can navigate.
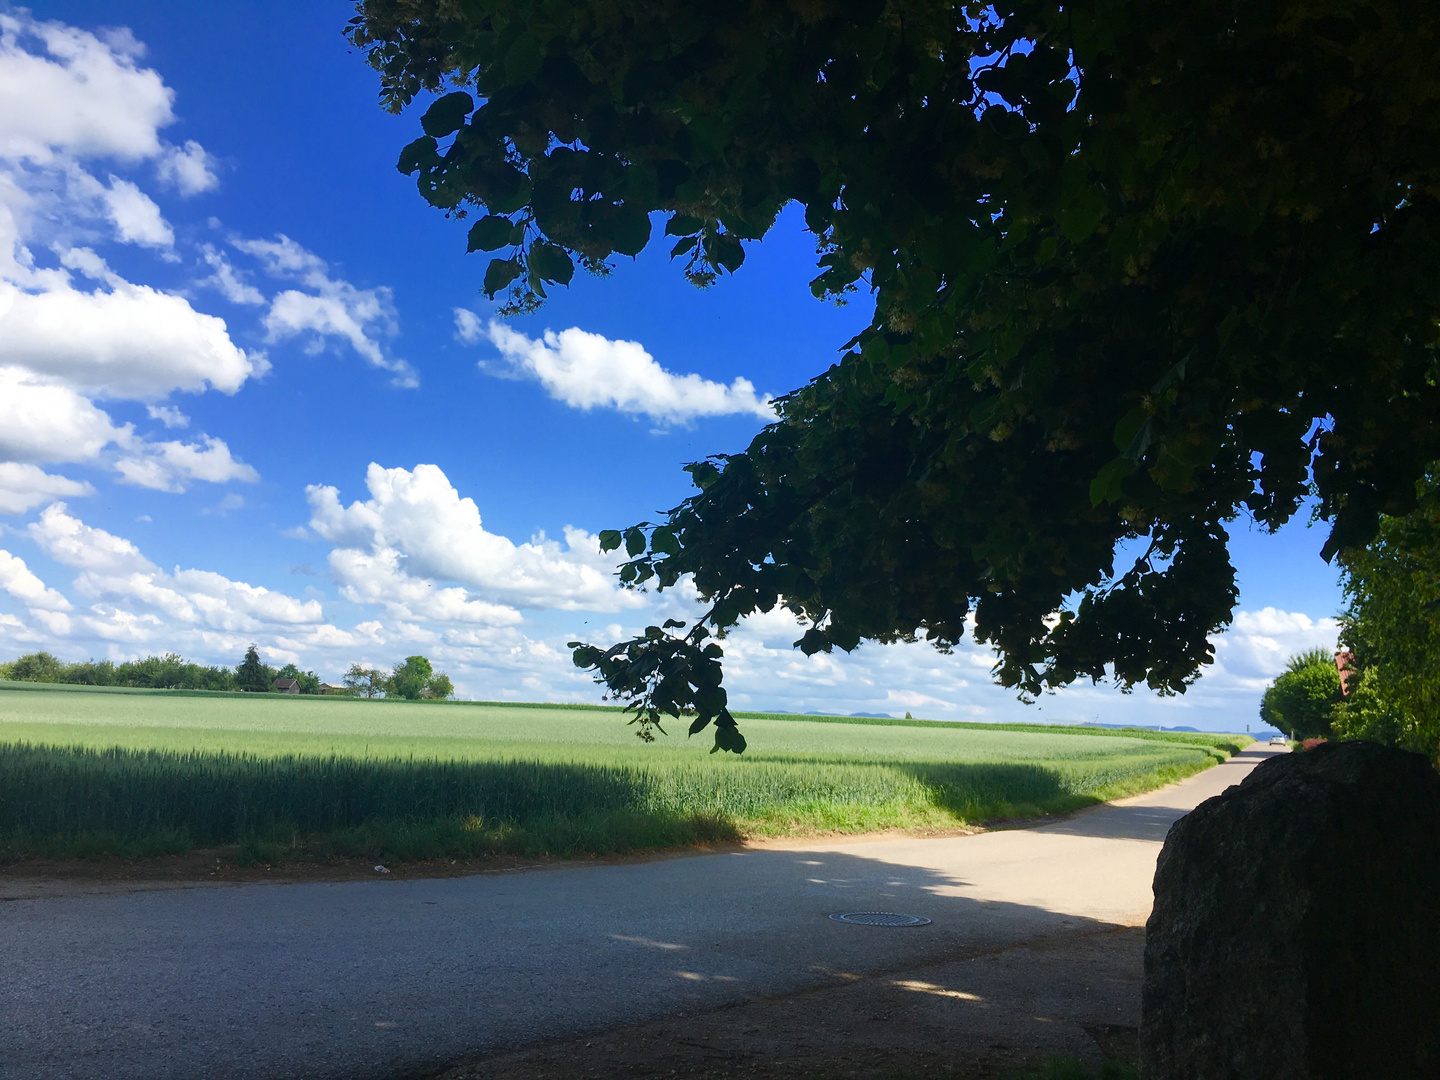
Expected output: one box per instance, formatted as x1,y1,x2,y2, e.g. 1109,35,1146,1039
2,839,1151,1080
1038,802,1187,842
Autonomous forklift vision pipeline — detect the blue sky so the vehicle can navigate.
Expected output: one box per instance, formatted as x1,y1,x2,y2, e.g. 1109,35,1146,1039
0,3,1343,729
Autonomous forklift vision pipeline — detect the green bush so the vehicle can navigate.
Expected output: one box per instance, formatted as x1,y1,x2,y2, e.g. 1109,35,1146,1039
1260,649,1342,739
8,652,65,682
1330,667,1411,746
1334,472,1440,758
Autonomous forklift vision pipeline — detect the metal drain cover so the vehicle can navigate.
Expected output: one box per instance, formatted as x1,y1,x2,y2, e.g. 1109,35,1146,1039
828,911,931,927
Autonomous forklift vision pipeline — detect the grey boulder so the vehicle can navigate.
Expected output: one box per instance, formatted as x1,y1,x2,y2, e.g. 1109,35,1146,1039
1141,740,1440,1079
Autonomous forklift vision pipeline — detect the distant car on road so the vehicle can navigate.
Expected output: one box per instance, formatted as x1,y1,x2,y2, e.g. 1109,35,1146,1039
1270,734,1288,745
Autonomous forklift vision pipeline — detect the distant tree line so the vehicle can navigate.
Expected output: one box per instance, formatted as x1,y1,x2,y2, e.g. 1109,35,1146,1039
0,646,320,693
0,645,453,700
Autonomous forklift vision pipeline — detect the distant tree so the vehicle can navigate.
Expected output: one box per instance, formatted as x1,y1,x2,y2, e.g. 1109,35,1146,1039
61,659,116,686
8,652,65,682
343,662,388,698
186,665,240,692
1260,649,1343,740
424,671,454,701
123,653,189,689
388,655,434,701
236,645,275,693
275,663,322,695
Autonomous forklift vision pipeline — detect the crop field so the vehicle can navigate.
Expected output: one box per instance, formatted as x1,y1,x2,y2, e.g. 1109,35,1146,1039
0,681,1250,863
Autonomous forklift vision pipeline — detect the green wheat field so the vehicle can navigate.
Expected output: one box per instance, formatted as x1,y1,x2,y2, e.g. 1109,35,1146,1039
0,680,1250,863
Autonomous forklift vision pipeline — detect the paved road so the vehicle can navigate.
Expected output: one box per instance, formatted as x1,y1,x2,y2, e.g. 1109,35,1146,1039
1,743,1285,1080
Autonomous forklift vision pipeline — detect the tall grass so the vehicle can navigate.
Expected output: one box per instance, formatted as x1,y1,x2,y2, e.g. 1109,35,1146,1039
0,737,1224,863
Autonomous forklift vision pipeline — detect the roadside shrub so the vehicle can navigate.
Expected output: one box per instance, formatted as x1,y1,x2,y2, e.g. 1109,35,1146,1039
1334,470,1440,758
1329,665,1430,752
1260,649,1342,739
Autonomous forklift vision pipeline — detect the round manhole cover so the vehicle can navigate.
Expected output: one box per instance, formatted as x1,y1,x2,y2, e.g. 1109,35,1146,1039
828,911,931,927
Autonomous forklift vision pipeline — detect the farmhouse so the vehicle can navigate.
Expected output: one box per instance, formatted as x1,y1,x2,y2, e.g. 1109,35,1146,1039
318,682,348,695
273,678,301,694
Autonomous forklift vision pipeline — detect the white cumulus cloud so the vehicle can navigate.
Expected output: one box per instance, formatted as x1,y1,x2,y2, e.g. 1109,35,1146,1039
145,403,188,429
156,139,217,195
28,503,325,634
29,502,153,574
0,548,72,610
0,368,122,462
113,434,259,492
237,234,416,386
464,316,776,424
68,170,174,248
0,462,92,514
1210,606,1340,688
307,462,644,613
197,244,263,305
328,546,524,627
0,279,259,397
0,15,172,164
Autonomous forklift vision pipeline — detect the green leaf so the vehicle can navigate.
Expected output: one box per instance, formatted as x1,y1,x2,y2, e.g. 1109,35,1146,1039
420,92,473,138
711,710,746,754
598,529,623,552
706,233,745,273
467,216,516,253
1057,187,1107,244
693,685,726,718
610,205,652,257
1089,457,1137,506
504,35,544,83
624,526,647,556
666,214,705,236
650,527,681,555
1113,408,1152,458
397,136,438,175
688,714,712,736
482,257,523,298
529,242,575,285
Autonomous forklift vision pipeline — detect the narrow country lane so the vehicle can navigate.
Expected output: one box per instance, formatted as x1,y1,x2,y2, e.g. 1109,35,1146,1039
0,744,1286,1080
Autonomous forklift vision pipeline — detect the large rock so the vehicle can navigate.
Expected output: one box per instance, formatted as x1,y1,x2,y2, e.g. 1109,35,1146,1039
1141,741,1440,1079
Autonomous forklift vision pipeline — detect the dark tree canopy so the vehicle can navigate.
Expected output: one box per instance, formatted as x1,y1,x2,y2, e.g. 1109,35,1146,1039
350,0,1440,750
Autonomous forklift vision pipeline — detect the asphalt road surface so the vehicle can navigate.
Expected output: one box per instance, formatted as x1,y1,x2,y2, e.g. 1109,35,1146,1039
1,743,1286,1080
